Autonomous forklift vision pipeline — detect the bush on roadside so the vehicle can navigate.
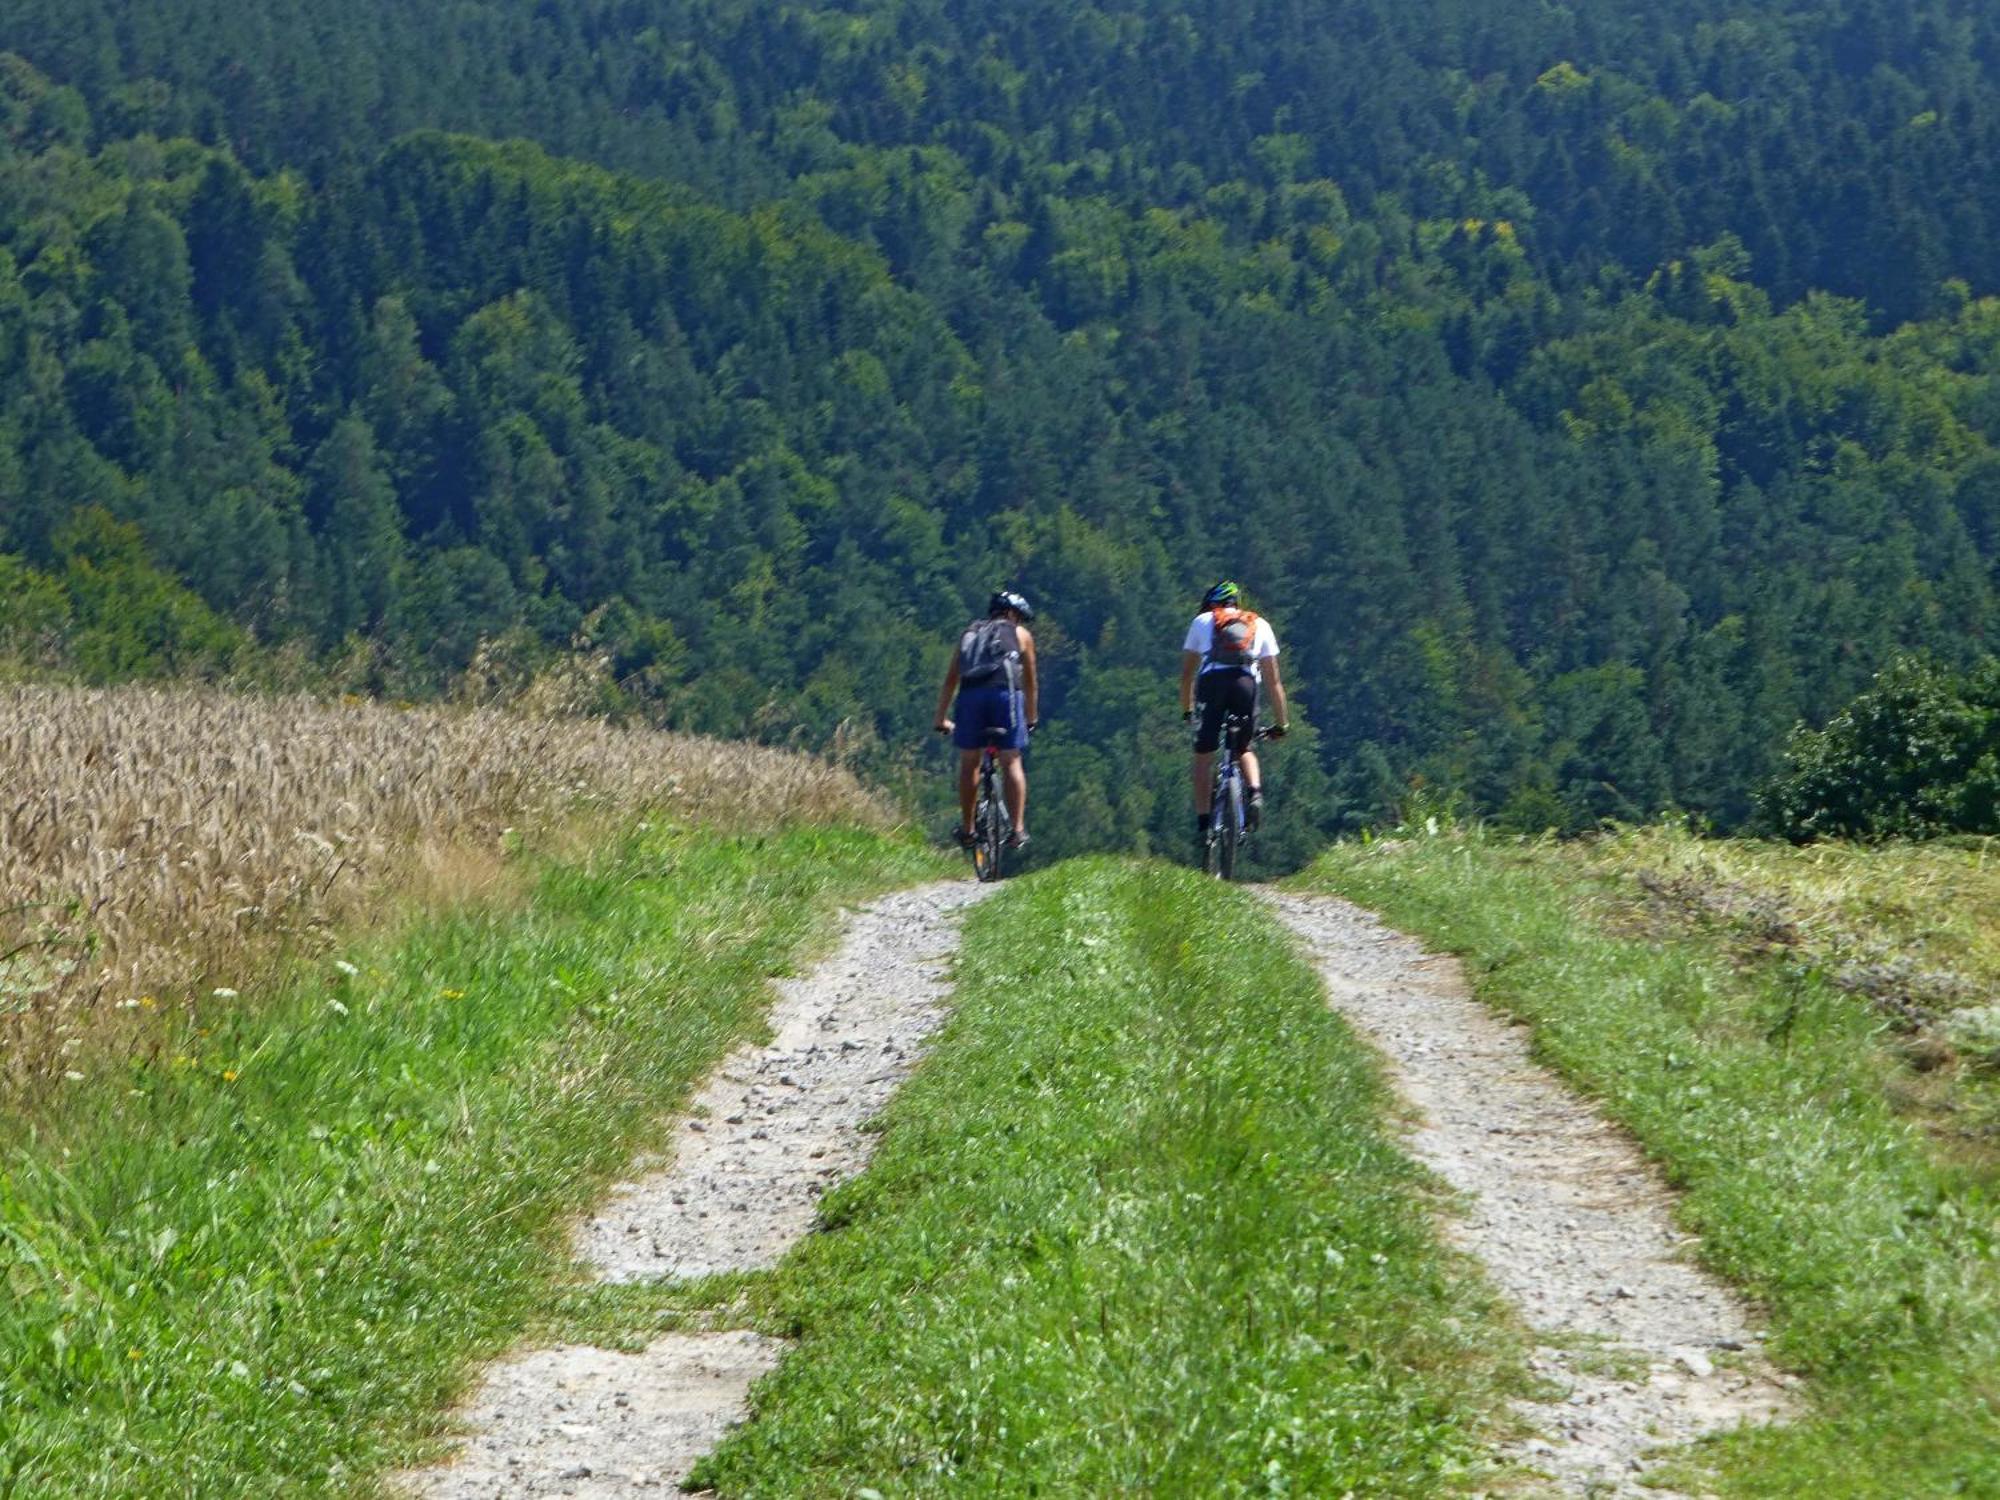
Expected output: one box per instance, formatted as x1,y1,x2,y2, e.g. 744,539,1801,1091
1760,656,2000,841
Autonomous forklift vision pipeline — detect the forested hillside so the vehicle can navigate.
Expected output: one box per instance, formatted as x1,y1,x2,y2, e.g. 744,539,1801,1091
2,0,1998,854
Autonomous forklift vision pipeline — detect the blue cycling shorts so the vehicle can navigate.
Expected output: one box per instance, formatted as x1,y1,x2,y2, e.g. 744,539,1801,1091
953,685,1027,750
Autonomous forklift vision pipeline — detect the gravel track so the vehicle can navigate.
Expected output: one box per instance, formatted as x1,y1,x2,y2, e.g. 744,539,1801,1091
401,873,1791,1497
1267,889,1796,1497
398,881,987,1499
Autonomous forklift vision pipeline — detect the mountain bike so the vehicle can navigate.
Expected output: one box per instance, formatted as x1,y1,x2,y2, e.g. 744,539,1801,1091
968,731,1012,882
1201,713,1274,880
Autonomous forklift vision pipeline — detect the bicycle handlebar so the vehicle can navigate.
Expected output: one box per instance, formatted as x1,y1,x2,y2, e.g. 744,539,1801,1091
1192,716,1285,744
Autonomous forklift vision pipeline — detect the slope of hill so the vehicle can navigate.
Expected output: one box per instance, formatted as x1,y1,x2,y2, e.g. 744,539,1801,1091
15,0,2000,326
1,1,1998,851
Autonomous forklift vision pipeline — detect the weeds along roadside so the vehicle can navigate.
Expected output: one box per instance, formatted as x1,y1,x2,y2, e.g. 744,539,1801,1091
0,819,948,1498
0,683,887,1102
1567,824,2000,1150
690,858,1526,1497
1302,832,2000,1499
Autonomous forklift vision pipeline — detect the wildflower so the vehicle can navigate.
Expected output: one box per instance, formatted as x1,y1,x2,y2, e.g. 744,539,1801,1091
332,960,359,978
63,1070,84,1081
129,1347,143,1362
222,1070,239,1083
212,987,239,999
327,998,349,1016
140,995,157,1010
440,988,465,1000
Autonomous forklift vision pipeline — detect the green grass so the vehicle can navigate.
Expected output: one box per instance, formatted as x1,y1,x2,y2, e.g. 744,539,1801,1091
0,823,945,1497
1539,824,2000,1146
695,858,1524,1497
1302,833,2000,1498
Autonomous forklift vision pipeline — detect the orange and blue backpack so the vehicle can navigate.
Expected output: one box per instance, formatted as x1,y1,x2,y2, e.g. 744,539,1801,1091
1204,607,1262,670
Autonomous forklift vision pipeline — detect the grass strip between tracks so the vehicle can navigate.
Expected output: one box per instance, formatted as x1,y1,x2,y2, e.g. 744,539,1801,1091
1303,833,2000,1499
0,824,945,1498
697,857,1522,1496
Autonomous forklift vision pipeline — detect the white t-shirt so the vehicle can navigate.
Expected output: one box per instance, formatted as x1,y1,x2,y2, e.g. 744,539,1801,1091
1183,611,1280,682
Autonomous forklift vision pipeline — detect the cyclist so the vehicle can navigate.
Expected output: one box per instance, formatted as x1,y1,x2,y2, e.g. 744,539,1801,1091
1180,580,1288,852
934,589,1039,851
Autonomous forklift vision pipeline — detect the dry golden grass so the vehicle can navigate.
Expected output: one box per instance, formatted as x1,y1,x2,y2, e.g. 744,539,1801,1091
0,684,888,1084
1566,825,2000,1010
1539,823,2000,1154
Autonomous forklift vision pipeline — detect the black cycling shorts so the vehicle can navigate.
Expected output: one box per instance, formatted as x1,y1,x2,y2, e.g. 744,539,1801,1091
1194,670,1258,754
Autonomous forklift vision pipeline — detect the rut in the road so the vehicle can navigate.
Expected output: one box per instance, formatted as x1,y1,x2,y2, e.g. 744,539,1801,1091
398,880,987,1500
1268,889,1794,1498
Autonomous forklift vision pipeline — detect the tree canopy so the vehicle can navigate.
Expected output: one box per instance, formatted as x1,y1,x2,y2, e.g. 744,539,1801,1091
0,1,1996,855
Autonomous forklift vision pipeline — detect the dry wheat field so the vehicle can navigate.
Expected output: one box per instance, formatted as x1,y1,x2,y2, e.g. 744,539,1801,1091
0,684,882,1086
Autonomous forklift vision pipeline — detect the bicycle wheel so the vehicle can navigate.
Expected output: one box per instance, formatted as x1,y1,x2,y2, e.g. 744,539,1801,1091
973,782,1005,882
1218,773,1243,880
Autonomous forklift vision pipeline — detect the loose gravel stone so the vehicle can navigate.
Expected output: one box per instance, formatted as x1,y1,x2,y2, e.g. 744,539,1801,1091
400,1331,783,1498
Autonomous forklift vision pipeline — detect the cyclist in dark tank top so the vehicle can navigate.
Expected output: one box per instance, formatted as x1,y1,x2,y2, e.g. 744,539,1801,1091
934,589,1039,850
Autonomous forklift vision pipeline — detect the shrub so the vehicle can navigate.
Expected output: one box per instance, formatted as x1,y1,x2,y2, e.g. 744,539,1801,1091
1760,656,2000,841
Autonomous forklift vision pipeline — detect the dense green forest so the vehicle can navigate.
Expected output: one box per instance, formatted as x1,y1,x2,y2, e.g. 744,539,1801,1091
2,0,1999,856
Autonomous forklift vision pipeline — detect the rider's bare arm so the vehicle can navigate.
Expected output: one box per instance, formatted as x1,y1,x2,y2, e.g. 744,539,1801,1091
1018,627,1040,725
1180,652,1200,716
934,649,960,730
1264,655,1289,728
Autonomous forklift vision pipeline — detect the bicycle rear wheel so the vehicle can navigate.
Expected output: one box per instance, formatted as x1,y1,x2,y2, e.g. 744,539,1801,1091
973,783,1005,882
1201,766,1225,875
1218,774,1243,880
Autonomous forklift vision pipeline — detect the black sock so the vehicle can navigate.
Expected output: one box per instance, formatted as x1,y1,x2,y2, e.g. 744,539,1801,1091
1196,813,1212,833
1247,782,1262,798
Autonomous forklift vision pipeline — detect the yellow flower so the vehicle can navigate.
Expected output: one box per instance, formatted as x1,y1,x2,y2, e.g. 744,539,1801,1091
222,1070,239,1083
440,988,465,1001
128,1347,143,1361
139,996,158,1010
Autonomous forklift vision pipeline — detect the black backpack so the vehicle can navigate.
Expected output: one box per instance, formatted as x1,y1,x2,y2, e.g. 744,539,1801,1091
958,618,1021,689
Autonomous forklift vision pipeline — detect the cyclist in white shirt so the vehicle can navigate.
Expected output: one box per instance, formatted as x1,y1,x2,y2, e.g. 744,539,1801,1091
1179,580,1289,848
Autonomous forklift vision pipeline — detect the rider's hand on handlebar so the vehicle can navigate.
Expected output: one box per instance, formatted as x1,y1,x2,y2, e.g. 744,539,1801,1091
1182,708,1195,724
935,718,953,736
1028,720,1040,735
1266,723,1288,740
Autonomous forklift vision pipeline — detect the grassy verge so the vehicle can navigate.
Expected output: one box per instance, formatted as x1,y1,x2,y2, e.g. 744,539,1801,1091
695,858,1523,1496
1302,832,2000,1498
1546,825,2000,1149
0,823,945,1497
